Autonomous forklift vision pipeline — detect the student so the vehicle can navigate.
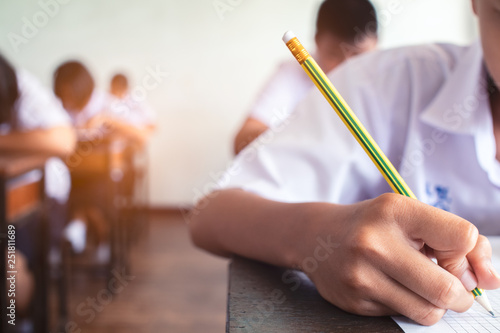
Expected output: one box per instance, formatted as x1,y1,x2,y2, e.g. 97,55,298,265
53,61,111,257
53,62,153,259
233,0,378,154
53,61,150,146
109,72,156,135
0,53,76,314
0,57,75,156
109,72,155,203
190,0,500,326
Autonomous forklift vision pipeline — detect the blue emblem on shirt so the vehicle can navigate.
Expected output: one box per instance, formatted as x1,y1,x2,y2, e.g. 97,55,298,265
426,183,452,211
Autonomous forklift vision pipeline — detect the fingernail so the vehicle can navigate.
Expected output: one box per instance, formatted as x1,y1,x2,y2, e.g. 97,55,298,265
461,270,478,291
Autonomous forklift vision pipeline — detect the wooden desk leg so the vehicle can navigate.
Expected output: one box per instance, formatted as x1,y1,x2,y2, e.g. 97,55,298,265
33,182,48,333
57,239,71,331
109,176,120,273
0,179,7,333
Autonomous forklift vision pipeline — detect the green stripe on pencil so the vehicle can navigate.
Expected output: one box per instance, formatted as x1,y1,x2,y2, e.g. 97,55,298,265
282,30,493,317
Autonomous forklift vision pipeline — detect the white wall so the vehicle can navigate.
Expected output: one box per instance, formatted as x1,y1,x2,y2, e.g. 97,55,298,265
0,0,477,207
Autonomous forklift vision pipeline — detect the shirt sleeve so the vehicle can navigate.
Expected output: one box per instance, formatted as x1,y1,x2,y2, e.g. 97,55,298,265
15,69,71,131
248,60,313,127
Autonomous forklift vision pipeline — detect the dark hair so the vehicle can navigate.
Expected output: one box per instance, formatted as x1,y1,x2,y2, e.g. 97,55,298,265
316,0,378,43
53,60,94,111
0,54,19,127
110,73,128,91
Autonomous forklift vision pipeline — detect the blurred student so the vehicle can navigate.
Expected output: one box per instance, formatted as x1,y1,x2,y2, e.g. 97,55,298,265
53,61,109,258
191,0,500,326
53,61,150,147
0,53,76,315
109,73,156,135
109,73,156,202
233,0,378,154
53,62,153,260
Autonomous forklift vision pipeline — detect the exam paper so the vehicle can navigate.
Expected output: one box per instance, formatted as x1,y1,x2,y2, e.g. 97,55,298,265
393,236,500,332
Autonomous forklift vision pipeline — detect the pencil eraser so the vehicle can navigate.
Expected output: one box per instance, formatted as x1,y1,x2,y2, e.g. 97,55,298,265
282,31,296,44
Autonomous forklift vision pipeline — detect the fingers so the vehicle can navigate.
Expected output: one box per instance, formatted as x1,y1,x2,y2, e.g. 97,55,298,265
391,195,499,292
467,235,500,290
320,195,495,324
373,273,447,326
377,194,481,287
336,262,448,326
378,239,473,313
390,194,478,256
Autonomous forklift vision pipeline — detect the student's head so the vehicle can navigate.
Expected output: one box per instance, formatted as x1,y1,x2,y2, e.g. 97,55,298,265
53,61,94,112
315,0,378,73
110,73,129,98
472,0,500,89
0,54,19,126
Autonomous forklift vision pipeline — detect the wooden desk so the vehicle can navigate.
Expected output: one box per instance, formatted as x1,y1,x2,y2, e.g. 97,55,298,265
67,140,132,272
0,154,47,333
227,257,403,332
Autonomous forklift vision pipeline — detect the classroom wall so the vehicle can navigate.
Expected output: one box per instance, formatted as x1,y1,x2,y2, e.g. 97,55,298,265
0,0,477,207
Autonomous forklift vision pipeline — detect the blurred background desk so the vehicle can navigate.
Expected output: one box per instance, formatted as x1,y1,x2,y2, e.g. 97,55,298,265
67,139,144,274
227,256,403,333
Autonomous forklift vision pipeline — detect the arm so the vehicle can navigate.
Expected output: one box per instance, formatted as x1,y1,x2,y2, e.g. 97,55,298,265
233,117,269,155
86,115,152,147
105,117,152,146
190,189,500,325
0,125,76,157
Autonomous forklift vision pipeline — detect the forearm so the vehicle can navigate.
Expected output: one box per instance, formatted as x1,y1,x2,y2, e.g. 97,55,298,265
189,188,341,269
0,126,76,157
105,119,150,146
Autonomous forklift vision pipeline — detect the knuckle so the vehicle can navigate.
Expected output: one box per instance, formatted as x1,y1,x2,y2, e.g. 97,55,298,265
434,279,459,308
477,234,490,248
476,234,492,255
350,227,386,262
342,266,372,296
461,223,479,251
370,193,403,221
342,297,378,316
342,262,373,299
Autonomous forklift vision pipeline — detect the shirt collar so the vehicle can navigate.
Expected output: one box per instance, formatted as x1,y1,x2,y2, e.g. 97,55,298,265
420,41,491,135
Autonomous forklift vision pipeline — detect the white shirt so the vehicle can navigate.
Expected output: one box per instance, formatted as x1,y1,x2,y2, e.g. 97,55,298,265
0,70,72,203
0,70,70,134
67,90,109,128
69,90,155,130
222,41,500,235
109,94,155,128
249,59,314,126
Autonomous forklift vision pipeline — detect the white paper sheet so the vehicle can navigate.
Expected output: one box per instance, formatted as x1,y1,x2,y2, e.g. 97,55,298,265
393,237,500,332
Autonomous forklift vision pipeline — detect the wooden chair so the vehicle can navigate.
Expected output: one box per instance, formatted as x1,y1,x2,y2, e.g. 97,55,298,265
0,155,48,333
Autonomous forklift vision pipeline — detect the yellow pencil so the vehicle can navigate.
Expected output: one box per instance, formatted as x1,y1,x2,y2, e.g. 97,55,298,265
282,30,494,317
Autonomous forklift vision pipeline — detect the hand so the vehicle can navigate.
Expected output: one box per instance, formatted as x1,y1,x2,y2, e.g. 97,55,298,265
86,114,112,130
304,193,500,326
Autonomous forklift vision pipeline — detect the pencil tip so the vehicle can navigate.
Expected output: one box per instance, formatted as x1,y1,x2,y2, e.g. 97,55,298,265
489,311,495,317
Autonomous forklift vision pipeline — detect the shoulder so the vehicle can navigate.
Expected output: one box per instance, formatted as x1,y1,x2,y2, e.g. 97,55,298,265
328,43,473,121
16,69,49,98
15,69,70,130
296,43,474,159
82,90,111,114
333,43,470,88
